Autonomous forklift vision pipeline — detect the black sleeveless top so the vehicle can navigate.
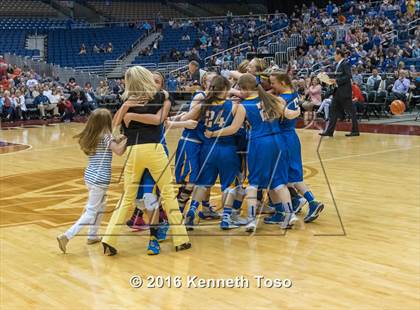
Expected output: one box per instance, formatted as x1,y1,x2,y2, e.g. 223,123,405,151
123,91,165,146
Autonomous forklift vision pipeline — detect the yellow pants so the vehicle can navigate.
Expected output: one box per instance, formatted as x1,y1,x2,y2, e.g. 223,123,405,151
103,143,190,248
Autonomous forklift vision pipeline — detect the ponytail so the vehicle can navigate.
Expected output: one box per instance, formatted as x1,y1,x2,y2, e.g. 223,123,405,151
200,75,230,121
257,84,285,120
239,73,285,120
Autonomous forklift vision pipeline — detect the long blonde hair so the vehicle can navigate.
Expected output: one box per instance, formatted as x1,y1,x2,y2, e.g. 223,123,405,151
74,108,112,155
123,66,157,101
238,59,250,73
238,73,285,120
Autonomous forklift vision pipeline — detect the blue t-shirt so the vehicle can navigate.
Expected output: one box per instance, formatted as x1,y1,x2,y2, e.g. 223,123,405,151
241,96,281,140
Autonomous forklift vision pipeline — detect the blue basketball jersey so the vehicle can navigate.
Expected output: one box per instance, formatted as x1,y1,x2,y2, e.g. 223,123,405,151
279,92,300,131
200,99,235,145
241,96,281,139
181,91,205,141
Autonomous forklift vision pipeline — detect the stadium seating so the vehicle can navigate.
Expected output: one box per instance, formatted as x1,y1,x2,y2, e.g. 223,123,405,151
0,18,89,30
47,27,145,67
197,1,266,16
0,31,40,57
132,18,270,66
87,0,185,21
0,0,59,17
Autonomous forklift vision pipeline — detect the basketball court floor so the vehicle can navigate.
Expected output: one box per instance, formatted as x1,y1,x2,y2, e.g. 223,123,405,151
0,123,419,309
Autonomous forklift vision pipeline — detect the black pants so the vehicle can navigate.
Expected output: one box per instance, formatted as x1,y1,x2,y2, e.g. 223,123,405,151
325,95,359,135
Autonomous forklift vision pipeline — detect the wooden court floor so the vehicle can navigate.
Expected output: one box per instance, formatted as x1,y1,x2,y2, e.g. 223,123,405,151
0,123,419,309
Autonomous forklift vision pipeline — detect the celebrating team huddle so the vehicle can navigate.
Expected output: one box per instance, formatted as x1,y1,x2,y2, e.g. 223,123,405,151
57,58,324,256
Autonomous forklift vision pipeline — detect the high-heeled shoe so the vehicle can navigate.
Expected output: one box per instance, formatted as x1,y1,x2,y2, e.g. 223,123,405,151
102,242,117,256
175,242,192,252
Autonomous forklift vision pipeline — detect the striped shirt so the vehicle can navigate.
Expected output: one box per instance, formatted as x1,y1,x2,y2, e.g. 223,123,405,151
84,134,113,187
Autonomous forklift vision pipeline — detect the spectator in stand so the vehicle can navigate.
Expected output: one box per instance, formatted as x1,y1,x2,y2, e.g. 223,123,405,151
352,81,365,114
42,84,52,101
60,96,75,122
93,45,100,53
106,42,113,53
14,89,27,120
49,88,62,113
188,61,206,85
84,82,97,110
413,42,420,58
367,68,382,91
352,67,364,86
69,86,89,115
142,21,152,34
112,79,124,102
181,33,190,41
65,77,78,91
0,90,15,120
79,44,87,55
26,74,39,88
392,70,411,104
95,80,111,105
1,76,10,90
34,91,58,120
303,76,322,124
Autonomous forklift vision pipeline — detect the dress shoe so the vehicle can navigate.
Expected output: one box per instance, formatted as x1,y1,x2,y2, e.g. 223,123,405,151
319,132,333,137
345,132,360,137
57,234,69,254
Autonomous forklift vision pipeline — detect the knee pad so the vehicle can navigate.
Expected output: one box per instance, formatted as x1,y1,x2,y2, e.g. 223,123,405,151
143,193,159,211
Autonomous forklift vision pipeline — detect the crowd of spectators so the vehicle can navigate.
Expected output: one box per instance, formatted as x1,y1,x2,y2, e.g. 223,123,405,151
79,42,113,55
0,57,125,122
1,0,419,124
157,13,286,64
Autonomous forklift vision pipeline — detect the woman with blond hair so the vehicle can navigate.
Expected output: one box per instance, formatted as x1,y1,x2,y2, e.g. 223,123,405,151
102,66,191,256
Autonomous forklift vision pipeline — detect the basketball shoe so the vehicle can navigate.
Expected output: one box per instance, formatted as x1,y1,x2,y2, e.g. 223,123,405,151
304,201,324,223
147,237,160,255
198,206,221,220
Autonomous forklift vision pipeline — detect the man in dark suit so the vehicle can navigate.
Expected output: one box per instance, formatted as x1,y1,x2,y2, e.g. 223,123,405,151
320,49,360,137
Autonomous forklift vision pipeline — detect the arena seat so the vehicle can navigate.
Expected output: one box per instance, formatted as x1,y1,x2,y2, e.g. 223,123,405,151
47,27,145,67
88,0,185,21
0,18,89,30
0,31,40,57
0,0,59,17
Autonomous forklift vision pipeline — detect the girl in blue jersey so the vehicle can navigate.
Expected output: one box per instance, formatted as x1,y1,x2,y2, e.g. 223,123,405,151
206,73,298,232
269,72,324,223
185,76,242,230
173,72,220,220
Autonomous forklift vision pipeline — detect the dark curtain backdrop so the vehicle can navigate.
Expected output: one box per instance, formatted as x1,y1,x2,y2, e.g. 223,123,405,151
264,0,345,14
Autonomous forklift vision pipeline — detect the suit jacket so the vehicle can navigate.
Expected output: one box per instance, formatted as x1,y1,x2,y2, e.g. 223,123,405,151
333,60,352,100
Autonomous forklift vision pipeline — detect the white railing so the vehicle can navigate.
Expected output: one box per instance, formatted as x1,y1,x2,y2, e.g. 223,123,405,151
296,55,335,77
407,17,420,31
257,23,289,47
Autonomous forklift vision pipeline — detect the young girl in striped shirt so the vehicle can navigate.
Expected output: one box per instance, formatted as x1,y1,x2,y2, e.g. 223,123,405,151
57,108,127,253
